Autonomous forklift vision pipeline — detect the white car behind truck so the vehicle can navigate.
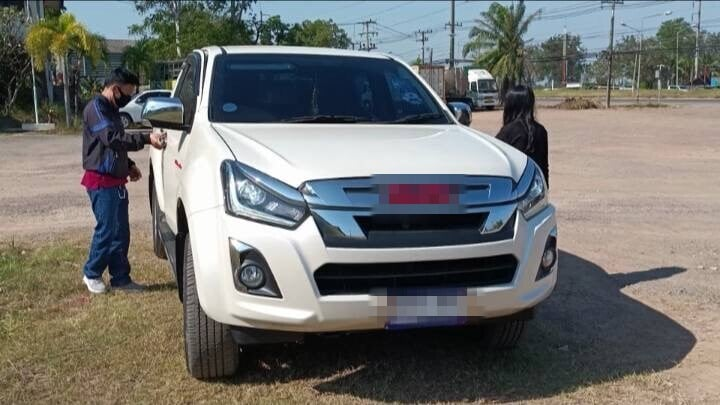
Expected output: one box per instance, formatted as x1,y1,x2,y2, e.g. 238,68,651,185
468,69,500,110
143,46,557,379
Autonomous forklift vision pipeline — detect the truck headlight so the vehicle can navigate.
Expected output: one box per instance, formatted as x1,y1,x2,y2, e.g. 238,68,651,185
221,160,307,228
517,162,548,220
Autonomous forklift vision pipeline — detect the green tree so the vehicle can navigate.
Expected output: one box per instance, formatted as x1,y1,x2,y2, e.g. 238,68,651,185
122,38,155,84
656,18,695,85
134,0,183,58
203,0,255,25
0,8,30,117
463,1,539,96
286,19,351,49
25,12,104,126
130,1,253,60
531,33,586,84
254,15,290,45
701,32,720,77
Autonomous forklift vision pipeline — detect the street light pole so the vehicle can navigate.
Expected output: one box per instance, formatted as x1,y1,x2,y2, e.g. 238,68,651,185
657,64,665,104
622,11,672,103
621,21,641,102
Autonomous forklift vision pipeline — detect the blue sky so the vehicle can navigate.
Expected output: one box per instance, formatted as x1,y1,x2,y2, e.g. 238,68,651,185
66,0,720,62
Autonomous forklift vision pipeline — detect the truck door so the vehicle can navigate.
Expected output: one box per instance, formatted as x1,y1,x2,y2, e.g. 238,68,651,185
162,53,200,232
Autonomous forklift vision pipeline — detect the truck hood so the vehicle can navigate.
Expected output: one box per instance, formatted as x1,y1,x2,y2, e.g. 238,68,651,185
211,123,528,187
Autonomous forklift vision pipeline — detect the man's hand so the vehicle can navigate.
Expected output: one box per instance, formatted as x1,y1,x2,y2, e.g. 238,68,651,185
149,130,167,150
129,165,142,182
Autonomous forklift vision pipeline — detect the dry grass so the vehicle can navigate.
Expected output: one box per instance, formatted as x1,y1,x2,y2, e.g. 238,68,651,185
553,97,600,110
0,235,695,404
535,88,720,99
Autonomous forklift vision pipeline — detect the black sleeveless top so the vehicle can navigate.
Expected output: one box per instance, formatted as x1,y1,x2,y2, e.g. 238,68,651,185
496,120,549,187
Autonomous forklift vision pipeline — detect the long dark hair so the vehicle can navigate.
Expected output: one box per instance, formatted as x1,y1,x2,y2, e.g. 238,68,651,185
503,85,537,153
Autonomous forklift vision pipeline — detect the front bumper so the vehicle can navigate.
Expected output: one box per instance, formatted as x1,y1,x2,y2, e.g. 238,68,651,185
188,205,557,333
474,97,499,108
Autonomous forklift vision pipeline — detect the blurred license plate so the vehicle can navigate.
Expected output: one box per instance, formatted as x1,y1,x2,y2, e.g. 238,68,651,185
380,287,468,330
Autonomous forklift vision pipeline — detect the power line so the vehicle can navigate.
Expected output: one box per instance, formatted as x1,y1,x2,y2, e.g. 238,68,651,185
351,1,415,23
390,5,448,27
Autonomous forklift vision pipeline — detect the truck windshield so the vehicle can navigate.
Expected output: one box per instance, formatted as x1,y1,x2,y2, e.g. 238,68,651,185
209,54,451,124
476,80,498,92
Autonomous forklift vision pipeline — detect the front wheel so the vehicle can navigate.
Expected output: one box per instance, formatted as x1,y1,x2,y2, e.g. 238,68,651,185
183,234,240,379
480,319,527,349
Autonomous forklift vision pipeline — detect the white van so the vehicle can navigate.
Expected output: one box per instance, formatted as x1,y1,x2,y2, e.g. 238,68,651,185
468,69,500,110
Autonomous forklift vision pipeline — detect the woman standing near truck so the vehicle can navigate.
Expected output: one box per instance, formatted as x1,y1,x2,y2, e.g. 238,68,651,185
495,85,550,187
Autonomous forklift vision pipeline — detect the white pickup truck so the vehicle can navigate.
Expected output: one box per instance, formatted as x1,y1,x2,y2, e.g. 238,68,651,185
143,46,557,380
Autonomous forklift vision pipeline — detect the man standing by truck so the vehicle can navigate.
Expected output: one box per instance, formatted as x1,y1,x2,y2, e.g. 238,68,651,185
80,67,166,294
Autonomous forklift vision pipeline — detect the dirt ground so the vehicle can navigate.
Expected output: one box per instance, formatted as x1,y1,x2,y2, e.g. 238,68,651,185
1,105,719,403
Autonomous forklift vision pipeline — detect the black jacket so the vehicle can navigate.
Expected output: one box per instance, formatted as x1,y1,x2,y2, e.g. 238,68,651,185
82,95,149,178
496,120,549,187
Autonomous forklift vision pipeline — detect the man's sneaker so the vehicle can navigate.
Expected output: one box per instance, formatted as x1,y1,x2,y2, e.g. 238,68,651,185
113,281,145,293
83,276,107,294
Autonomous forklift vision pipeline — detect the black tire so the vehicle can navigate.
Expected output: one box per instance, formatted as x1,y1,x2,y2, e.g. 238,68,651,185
120,113,132,129
480,319,527,350
151,189,167,259
183,234,239,379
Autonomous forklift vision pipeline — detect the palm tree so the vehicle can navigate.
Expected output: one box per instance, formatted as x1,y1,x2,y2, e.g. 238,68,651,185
122,38,155,85
463,1,539,97
25,12,104,126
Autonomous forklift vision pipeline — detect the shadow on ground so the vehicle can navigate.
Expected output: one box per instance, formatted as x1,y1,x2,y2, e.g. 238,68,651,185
227,251,695,402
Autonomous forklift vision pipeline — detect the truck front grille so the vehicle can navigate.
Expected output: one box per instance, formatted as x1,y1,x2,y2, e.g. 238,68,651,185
313,255,517,295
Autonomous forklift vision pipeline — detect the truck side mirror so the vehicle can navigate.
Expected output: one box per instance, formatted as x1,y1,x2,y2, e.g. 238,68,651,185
447,102,472,126
142,97,185,131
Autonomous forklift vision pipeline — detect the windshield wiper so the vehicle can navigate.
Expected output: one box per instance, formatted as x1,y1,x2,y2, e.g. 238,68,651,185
282,115,370,123
390,112,445,124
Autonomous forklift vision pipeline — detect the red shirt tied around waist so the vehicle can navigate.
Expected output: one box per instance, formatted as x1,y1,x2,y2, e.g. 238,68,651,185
81,170,128,189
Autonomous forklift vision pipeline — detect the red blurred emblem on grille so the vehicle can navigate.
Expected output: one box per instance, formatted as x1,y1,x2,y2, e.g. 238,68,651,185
386,184,455,204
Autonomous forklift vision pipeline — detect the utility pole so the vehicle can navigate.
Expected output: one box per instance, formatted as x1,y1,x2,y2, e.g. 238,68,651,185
446,0,461,68
636,28,643,103
694,0,702,80
602,0,623,108
676,31,680,88
24,0,39,124
416,29,432,64
562,25,567,85
359,19,377,51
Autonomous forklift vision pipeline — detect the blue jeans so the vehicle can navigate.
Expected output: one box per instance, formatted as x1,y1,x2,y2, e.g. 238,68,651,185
82,185,132,287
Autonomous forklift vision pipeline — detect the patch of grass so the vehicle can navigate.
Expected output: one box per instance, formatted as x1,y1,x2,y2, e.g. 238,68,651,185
0,238,678,404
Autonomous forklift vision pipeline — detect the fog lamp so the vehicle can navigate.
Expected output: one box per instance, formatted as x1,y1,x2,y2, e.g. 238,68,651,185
239,264,266,289
542,248,556,269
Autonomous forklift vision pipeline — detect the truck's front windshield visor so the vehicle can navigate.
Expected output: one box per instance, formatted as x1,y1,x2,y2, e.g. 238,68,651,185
209,54,451,124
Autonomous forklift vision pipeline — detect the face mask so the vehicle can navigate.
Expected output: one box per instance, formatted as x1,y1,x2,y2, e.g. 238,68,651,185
114,87,132,108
